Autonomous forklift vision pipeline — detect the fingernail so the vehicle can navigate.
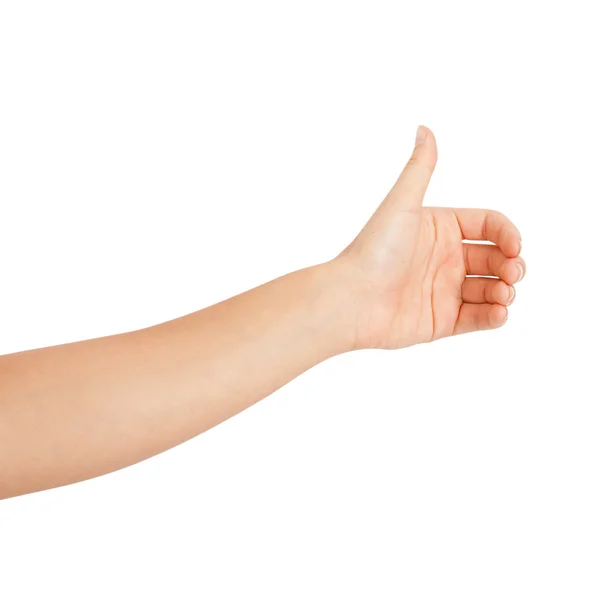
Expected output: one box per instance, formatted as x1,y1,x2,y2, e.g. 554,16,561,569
507,286,515,305
415,125,427,146
516,263,525,282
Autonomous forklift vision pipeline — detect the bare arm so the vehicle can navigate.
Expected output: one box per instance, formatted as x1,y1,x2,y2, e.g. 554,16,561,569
0,262,360,498
0,127,526,499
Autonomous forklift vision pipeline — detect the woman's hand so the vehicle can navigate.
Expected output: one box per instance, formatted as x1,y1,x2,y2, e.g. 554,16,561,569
336,126,525,350
0,125,525,498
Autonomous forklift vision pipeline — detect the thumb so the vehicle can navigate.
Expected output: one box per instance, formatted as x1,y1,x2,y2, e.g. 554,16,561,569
385,125,438,210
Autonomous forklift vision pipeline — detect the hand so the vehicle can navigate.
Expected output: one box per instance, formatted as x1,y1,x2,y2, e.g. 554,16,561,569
336,126,526,350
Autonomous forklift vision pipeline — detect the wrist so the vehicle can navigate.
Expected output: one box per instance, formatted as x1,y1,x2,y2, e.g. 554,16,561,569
310,259,370,355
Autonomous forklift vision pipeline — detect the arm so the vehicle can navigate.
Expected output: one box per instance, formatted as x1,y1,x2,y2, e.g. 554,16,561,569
0,262,360,499
0,127,526,499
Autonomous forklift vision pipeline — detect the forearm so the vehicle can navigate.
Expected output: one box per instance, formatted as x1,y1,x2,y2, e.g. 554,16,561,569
0,261,359,499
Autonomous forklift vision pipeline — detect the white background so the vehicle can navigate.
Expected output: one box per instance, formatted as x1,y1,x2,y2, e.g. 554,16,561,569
0,1,599,598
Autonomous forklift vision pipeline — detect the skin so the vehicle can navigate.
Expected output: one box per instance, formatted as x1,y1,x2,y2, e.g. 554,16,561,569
0,127,525,499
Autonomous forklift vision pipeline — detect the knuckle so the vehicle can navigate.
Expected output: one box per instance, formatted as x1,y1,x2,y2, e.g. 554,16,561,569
406,153,419,167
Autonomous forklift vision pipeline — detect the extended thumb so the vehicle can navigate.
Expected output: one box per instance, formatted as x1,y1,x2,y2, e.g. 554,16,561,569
385,125,438,210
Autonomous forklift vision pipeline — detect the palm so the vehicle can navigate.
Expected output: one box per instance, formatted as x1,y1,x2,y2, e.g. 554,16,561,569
398,208,465,343
361,208,466,348
340,127,524,350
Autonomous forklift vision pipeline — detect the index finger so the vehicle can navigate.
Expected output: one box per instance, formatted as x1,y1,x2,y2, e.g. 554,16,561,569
452,208,521,257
